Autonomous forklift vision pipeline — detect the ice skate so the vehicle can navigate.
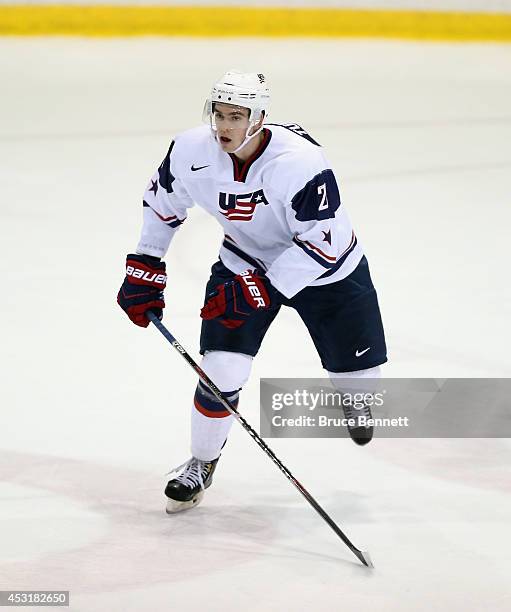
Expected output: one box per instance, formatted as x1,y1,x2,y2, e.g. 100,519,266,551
165,456,219,513
342,400,374,446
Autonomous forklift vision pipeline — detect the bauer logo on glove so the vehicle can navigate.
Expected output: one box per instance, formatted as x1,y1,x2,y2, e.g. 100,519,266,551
126,264,167,286
117,254,167,327
200,269,273,329
238,270,269,308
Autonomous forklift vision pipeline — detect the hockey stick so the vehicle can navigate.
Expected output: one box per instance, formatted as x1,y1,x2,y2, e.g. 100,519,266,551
147,311,373,568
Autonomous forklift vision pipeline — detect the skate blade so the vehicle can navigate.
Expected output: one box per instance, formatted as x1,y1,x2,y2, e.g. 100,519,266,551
165,490,205,514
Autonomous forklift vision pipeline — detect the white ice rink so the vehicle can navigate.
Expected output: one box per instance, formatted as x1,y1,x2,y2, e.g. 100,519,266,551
1,37,511,611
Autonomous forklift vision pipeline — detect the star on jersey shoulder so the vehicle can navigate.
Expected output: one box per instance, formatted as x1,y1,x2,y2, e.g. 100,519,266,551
322,230,332,245
149,179,158,196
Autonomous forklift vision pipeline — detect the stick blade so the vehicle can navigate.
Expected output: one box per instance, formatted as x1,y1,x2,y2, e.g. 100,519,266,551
356,549,374,568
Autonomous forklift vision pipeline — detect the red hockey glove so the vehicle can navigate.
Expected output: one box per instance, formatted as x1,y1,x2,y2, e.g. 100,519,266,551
200,270,273,329
117,254,166,328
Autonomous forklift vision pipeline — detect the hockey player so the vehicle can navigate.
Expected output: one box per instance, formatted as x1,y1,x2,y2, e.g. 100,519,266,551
117,70,387,513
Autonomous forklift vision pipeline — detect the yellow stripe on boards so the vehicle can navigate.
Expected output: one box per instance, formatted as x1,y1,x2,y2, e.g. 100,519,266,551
0,5,511,41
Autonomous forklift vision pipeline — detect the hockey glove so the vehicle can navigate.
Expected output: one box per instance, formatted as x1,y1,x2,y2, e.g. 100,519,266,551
200,270,273,329
117,254,167,328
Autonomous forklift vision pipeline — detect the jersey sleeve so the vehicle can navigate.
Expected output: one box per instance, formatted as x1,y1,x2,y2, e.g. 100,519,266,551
136,140,194,258
265,154,358,298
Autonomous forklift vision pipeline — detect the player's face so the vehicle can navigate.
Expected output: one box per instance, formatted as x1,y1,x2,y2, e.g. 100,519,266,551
213,103,251,152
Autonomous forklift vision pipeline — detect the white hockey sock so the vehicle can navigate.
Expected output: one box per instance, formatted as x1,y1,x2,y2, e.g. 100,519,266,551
328,365,382,392
190,351,253,461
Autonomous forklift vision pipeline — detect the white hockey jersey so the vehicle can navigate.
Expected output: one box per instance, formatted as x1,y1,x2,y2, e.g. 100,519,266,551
137,123,363,298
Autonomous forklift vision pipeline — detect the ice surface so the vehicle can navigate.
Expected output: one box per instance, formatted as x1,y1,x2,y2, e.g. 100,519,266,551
1,37,510,611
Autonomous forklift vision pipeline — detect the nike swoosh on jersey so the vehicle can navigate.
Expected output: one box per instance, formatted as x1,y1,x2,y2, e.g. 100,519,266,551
355,347,371,357
191,164,210,171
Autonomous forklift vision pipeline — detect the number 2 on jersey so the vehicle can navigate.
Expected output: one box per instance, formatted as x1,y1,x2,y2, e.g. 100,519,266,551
318,183,329,211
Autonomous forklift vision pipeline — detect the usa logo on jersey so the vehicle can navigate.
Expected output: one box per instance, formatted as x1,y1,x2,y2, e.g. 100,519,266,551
218,189,269,222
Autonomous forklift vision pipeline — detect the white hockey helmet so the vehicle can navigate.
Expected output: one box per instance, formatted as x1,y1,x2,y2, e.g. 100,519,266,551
203,70,270,152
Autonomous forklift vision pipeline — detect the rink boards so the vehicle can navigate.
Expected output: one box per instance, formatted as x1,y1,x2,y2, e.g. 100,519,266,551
1,1,511,40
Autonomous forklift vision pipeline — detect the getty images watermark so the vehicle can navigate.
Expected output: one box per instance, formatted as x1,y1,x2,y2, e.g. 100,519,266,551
270,388,409,430
260,379,511,438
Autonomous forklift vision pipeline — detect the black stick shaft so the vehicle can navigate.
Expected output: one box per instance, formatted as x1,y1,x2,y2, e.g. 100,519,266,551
147,311,373,567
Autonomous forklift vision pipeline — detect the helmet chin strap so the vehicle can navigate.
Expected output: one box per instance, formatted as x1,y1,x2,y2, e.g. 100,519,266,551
227,124,264,154
212,111,264,154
